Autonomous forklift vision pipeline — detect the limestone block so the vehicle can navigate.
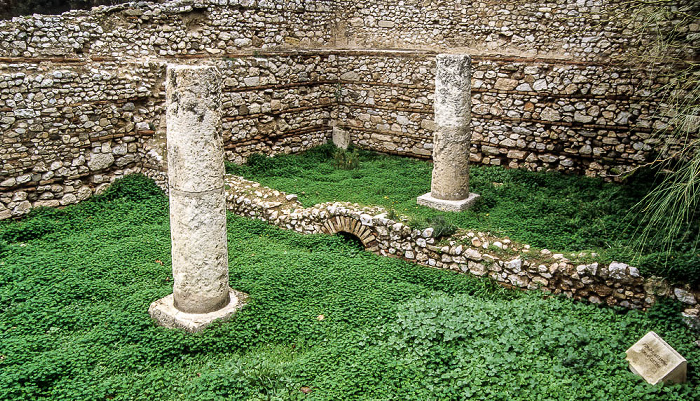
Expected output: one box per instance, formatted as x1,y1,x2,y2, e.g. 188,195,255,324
88,153,115,171
540,107,561,122
332,126,350,149
494,78,518,91
626,331,687,385
674,288,697,305
0,178,16,187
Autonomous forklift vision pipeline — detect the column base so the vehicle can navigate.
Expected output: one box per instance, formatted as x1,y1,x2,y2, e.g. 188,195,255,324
417,192,481,212
149,288,248,333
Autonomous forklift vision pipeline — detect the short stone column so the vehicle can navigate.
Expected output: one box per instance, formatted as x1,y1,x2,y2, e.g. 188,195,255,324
417,54,480,212
149,65,246,332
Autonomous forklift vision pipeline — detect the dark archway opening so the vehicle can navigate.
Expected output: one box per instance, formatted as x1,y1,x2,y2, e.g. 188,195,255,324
335,231,365,250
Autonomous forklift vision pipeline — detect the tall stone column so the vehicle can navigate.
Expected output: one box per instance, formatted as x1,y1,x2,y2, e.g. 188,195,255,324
417,54,480,212
149,65,246,332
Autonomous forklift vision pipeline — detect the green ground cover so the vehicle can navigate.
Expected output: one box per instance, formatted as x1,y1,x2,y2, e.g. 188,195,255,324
226,145,700,284
0,175,698,400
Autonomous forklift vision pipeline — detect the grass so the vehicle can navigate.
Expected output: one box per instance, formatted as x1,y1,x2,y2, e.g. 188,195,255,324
226,144,700,284
0,174,698,400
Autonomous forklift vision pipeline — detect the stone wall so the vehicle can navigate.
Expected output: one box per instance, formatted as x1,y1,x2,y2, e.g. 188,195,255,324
0,0,335,59
1,0,697,218
219,53,337,164
225,174,700,319
335,51,677,178
0,52,337,218
0,60,162,219
0,0,338,218
335,0,699,61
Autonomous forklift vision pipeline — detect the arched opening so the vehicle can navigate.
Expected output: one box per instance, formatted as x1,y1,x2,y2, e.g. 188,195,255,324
321,215,380,253
335,231,365,250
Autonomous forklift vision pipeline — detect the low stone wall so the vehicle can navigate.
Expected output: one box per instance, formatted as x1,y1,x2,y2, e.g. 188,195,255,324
225,175,699,320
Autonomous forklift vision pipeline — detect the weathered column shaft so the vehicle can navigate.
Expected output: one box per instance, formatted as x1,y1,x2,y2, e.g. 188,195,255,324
166,65,229,314
430,54,472,201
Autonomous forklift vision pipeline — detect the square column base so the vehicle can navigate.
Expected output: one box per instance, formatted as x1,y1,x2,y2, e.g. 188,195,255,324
417,192,481,212
148,288,248,333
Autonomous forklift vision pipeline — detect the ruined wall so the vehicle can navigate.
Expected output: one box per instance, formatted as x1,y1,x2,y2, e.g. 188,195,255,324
0,0,337,218
224,174,700,314
335,51,672,178
332,0,697,176
1,0,697,218
220,53,336,164
335,0,699,61
0,0,335,59
0,61,162,219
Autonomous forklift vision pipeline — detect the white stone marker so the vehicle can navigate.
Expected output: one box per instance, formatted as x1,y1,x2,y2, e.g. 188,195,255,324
417,54,480,212
626,331,687,385
149,65,246,332
332,126,350,149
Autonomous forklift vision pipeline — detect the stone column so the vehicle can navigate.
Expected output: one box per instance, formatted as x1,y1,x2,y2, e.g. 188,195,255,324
149,65,246,332
417,54,480,212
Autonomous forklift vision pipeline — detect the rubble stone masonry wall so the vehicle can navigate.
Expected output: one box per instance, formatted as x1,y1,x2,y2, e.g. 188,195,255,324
335,51,676,178
225,175,700,314
335,0,698,61
0,0,336,219
1,0,698,219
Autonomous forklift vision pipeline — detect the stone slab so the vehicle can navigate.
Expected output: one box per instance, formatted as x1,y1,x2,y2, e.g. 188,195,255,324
149,288,248,333
417,192,480,212
625,331,687,385
332,126,350,149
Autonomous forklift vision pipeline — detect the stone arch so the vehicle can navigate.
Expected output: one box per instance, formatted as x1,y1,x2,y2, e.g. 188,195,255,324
321,215,379,253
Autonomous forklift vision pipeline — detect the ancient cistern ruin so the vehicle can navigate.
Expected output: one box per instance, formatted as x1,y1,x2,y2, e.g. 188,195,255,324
0,0,698,336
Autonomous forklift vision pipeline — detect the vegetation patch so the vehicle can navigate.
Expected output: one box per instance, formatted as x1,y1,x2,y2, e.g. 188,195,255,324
226,145,700,284
0,174,697,399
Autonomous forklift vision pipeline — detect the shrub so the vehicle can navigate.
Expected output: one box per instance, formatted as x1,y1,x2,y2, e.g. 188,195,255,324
427,215,457,238
332,147,360,170
637,252,700,286
408,215,457,238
